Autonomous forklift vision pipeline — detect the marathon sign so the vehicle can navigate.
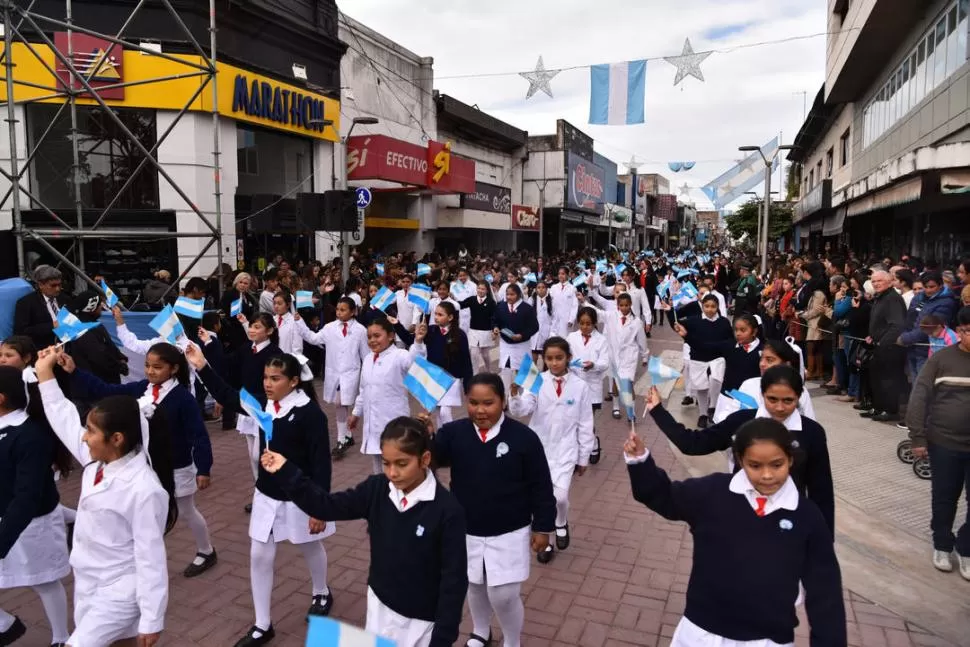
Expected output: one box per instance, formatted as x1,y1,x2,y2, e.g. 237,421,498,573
346,135,475,193
511,204,540,231
567,152,606,214
231,75,329,133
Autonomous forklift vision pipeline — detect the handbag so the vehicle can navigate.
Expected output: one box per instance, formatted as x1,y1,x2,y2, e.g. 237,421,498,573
849,343,874,373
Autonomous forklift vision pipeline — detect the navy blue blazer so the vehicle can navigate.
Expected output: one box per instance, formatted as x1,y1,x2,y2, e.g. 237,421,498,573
491,301,539,344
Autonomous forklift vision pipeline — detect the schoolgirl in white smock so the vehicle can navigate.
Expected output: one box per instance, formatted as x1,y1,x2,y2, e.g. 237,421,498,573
352,343,427,456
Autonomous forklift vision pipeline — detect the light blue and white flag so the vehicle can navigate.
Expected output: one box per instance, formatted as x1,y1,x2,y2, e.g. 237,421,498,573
618,377,636,421
673,282,699,303
375,263,385,277
306,617,396,647
239,387,274,442
230,296,242,318
589,60,646,126
55,307,99,343
514,354,543,395
99,280,119,309
571,273,587,287
569,358,584,369
657,277,672,299
148,305,185,345
404,356,457,412
296,291,314,309
523,272,538,284
677,269,692,280
648,356,681,382
174,296,205,319
408,283,432,314
484,273,494,284
370,286,396,312
701,136,779,209
416,263,431,277
725,389,759,410
614,263,627,277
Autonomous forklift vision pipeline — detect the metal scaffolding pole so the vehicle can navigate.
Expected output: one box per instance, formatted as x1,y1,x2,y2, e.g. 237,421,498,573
209,0,224,300
2,1,24,278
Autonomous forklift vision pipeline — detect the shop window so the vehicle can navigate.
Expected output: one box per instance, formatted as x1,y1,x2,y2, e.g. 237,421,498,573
26,104,159,211
839,128,850,167
238,129,259,176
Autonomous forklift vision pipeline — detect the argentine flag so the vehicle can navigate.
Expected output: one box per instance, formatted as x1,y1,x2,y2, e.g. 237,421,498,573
240,388,275,442
513,354,543,395
230,296,242,318
404,356,457,412
148,305,185,345
370,286,396,312
614,263,627,277
296,290,314,309
408,283,432,314
174,296,205,319
571,273,587,288
648,356,681,382
416,263,431,277
55,307,99,343
523,272,538,284
375,263,385,277
725,389,759,410
595,259,608,274
618,377,636,421
99,280,119,308
306,617,396,647
589,60,646,125
673,282,699,304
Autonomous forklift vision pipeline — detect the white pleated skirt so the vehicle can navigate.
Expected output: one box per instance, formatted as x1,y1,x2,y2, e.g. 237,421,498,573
466,525,531,587
0,508,70,588
249,490,336,544
174,464,198,498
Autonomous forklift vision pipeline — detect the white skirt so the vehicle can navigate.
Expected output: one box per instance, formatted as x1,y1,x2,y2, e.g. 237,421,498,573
237,414,258,437
0,508,70,588
366,586,434,647
466,525,531,587
438,379,464,408
671,616,793,647
467,329,495,349
249,490,336,544
174,464,198,498
71,571,140,646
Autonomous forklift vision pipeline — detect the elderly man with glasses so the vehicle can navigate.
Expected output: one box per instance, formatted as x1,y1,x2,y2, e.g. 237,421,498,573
13,264,65,348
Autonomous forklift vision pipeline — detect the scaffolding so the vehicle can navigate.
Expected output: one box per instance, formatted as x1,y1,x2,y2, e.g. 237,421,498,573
0,0,224,301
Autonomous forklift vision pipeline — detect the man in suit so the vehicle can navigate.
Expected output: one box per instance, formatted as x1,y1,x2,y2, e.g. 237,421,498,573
14,264,64,348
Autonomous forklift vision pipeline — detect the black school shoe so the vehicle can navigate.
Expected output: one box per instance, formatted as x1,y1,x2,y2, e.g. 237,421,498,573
233,625,275,647
681,396,695,406
0,617,25,646
536,544,554,564
555,524,570,550
466,632,492,647
183,549,218,577
697,415,709,429
589,436,601,464
306,592,333,621
331,437,355,459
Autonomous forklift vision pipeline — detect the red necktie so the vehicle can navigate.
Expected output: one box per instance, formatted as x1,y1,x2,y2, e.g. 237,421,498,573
478,427,489,442
555,377,563,397
755,496,768,517
401,497,408,509
743,343,750,352
93,465,104,486
252,345,258,354
342,323,348,337
273,401,281,414
583,335,590,346
621,316,627,326
278,316,283,327
151,383,160,404
373,352,380,363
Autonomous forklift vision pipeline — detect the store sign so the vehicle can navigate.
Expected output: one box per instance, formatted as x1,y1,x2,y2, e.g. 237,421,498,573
54,33,124,100
511,204,540,231
231,75,330,134
567,153,606,214
347,135,475,193
461,182,512,213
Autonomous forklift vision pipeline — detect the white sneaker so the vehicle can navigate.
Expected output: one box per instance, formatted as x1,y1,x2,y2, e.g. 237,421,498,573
958,554,970,581
933,550,954,572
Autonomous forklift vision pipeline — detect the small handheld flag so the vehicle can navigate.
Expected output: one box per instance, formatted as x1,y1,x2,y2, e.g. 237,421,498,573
239,388,274,442
618,377,636,421
148,305,185,345
513,355,543,395
375,263,385,277
595,259,608,274
657,278,672,299
416,263,431,277
174,296,205,319
569,358,584,368
99,280,119,308
677,269,692,280
725,389,759,410
295,291,314,309
484,273,494,284
648,356,682,382
370,286,396,312
673,282,699,303
54,307,99,343
408,283,432,314
230,296,242,318
306,617,396,647
614,263,627,276
571,273,587,287
523,272,538,284
403,356,457,411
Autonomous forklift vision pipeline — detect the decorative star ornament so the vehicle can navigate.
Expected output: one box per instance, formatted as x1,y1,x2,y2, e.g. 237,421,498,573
664,38,712,86
679,183,691,196
520,56,559,100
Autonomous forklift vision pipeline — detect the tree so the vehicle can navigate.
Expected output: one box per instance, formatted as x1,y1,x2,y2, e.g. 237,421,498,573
723,198,793,245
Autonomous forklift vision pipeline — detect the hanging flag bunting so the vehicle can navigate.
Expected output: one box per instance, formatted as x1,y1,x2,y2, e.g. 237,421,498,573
588,59,646,125
668,162,683,172
682,161,696,170
701,136,779,209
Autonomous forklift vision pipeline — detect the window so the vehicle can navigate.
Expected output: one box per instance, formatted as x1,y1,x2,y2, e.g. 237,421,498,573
825,148,834,178
809,168,815,190
862,1,968,148
26,104,159,211
839,128,850,167
816,160,822,186
237,128,259,176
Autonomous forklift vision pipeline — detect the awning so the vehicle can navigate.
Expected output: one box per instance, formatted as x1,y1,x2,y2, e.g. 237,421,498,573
822,207,847,237
809,218,823,233
941,170,970,194
846,177,922,217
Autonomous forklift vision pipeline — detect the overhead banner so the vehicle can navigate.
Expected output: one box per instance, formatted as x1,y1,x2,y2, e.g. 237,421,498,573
701,136,779,208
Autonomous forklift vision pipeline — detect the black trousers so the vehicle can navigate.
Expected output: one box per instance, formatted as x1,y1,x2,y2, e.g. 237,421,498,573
870,345,906,414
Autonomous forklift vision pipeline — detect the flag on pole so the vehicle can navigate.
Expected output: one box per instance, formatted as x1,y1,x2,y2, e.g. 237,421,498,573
657,277,672,299
99,280,119,308
514,355,543,395
614,263,627,276
408,283,432,314
306,617,396,647
148,305,185,345
403,356,457,411
648,356,681,382
673,282,699,303
677,269,692,280
725,389,759,410
54,307,99,343
701,136,779,209
295,291,314,309
370,286,396,312
174,296,205,319
239,388,275,442
595,259,608,274
618,377,636,421
589,60,647,125
416,263,431,277
569,358,584,368
230,296,242,318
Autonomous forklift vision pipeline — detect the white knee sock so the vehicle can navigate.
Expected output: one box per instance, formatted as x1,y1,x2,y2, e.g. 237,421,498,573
246,435,259,481
0,608,15,632
297,541,330,596
466,582,494,640
487,582,524,647
176,494,214,557
250,539,277,631
470,347,485,375
554,487,569,528
32,580,69,643
438,405,453,426
372,455,383,475
335,406,350,442
696,389,710,415
709,379,723,410
58,504,76,525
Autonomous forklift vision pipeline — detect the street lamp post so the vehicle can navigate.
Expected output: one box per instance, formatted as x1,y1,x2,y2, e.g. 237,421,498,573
743,190,761,251
339,116,379,285
739,144,794,276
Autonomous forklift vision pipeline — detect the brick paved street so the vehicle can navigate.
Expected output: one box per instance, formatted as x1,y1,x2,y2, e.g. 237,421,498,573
0,329,963,646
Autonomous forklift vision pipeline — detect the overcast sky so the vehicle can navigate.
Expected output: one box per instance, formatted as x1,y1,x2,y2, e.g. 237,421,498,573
340,0,827,210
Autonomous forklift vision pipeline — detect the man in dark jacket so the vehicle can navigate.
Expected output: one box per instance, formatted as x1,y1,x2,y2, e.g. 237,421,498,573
865,270,908,422
898,271,959,379
14,264,63,348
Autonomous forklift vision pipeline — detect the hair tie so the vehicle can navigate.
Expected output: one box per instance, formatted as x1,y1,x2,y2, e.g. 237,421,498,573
21,367,37,407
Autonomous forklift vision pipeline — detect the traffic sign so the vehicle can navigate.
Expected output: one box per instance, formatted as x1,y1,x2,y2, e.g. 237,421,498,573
355,187,372,209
